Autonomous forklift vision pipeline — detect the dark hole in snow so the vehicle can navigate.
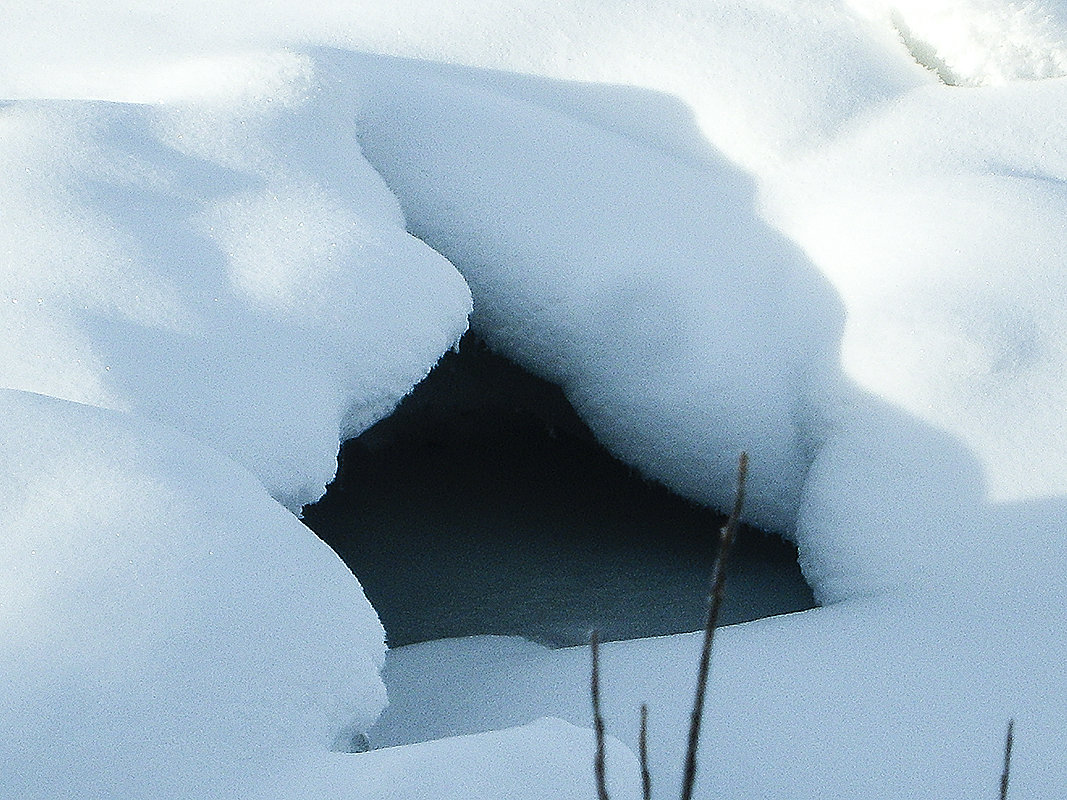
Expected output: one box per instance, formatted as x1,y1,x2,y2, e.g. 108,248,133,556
302,333,815,648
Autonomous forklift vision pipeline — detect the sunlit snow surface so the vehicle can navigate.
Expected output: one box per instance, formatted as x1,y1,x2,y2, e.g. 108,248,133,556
3,0,1067,798
0,58,471,509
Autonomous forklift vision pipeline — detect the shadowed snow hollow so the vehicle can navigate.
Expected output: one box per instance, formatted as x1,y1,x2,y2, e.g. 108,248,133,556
339,51,846,536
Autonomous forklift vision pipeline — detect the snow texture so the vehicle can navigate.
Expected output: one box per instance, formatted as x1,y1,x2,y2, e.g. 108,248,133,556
0,54,471,510
4,0,1067,797
289,717,641,800
374,603,1067,800
852,0,1067,85
0,389,386,798
342,50,841,534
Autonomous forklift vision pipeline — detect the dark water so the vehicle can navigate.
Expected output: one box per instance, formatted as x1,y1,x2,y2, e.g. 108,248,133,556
302,335,815,648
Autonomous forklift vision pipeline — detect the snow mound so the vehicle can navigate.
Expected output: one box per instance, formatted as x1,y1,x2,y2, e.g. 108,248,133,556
343,51,844,533
287,717,640,800
374,601,1067,800
4,2,1067,797
0,51,471,508
2,1,1061,609
854,0,1067,85
0,389,387,798
766,75,1067,600
320,33,1067,605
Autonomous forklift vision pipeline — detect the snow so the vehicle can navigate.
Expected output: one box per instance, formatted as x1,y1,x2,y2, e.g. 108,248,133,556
373,602,1067,799
0,389,386,798
3,0,1067,798
851,0,1067,85
292,717,641,800
765,75,1067,601
0,57,471,509
346,49,842,533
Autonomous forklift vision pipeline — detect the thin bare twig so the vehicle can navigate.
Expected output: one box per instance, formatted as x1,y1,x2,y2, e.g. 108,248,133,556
680,451,748,800
640,703,652,800
591,629,611,800
1000,718,1014,800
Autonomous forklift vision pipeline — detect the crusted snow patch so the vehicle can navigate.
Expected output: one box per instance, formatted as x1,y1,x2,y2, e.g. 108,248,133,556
853,0,1067,84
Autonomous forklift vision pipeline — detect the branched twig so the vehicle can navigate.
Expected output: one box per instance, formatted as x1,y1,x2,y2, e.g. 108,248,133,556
640,703,652,800
1000,718,1014,800
590,452,748,800
680,451,748,800
591,629,611,800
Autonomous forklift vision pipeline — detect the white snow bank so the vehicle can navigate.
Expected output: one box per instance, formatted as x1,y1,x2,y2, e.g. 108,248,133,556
851,0,1067,85
0,0,929,170
2,0,1063,631
340,50,844,533
0,52,471,508
0,389,386,798
374,598,1066,800
764,75,1067,600
333,30,1067,606
335,14,1067,797
3,1,1067,797
774,78,1067,507
282,718,639,800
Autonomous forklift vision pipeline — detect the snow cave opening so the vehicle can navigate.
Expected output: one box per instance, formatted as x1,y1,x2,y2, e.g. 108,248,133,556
302,333,815,648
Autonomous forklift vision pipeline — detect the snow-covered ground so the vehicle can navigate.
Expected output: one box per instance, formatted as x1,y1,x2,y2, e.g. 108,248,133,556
4,1,1067,798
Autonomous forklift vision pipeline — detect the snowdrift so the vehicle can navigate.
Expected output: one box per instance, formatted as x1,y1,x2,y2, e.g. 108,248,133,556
374,606,1067,800
0,389,386,798
3,0,1067,798
0,57,471,510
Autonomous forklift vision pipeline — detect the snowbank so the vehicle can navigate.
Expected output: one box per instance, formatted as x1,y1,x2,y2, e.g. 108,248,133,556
289,718,640,800
0,54,471,508
851,0,1067,85
338,45,1067,608
342,49,844,533
0,389,386,798
374,607,1065,800
763,73,1067,600
4,0,1067,798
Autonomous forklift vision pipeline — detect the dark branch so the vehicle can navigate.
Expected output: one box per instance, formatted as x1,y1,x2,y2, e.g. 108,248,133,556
1000,718,1014,800
640,703,652,800
591,629,611,800
679,451,748,800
